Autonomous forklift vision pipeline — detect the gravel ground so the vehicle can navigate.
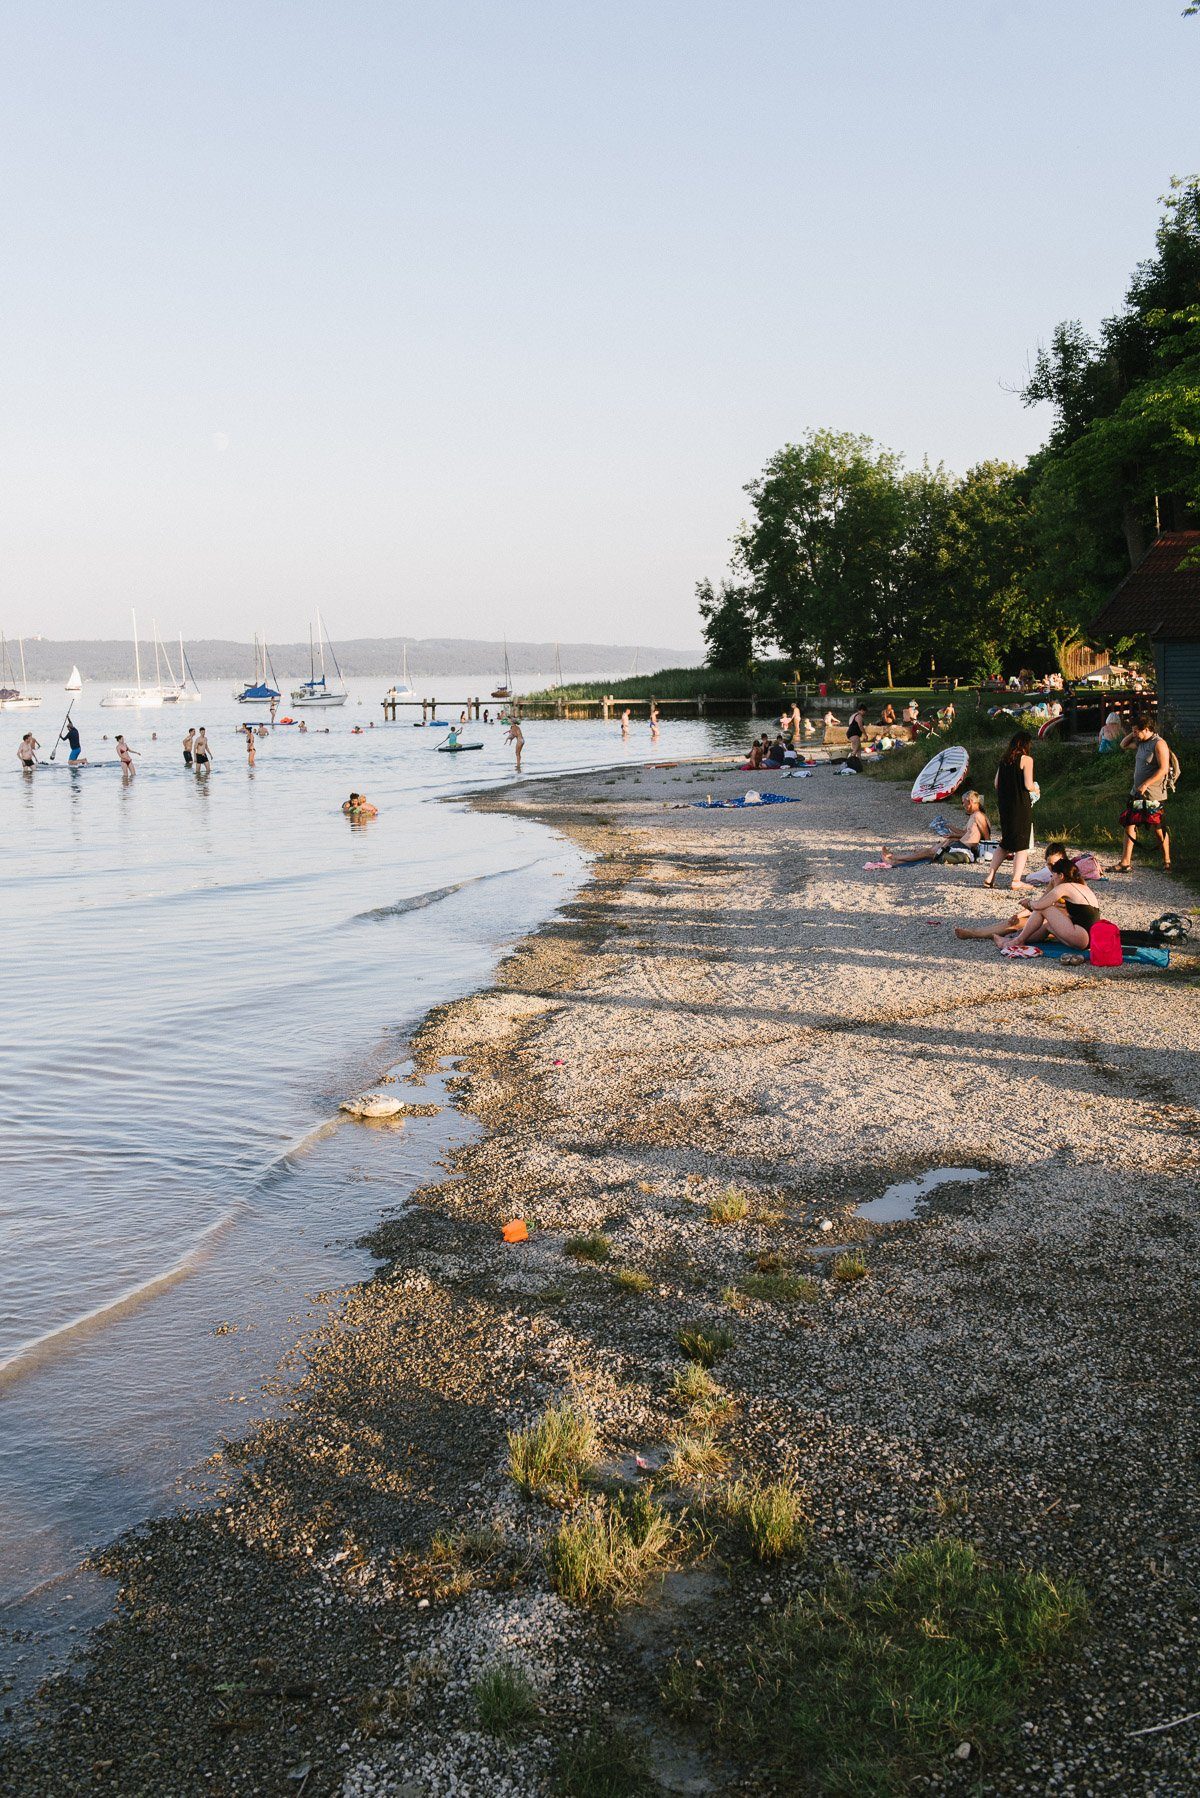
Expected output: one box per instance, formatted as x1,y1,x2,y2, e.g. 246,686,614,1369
1,757,1197,1797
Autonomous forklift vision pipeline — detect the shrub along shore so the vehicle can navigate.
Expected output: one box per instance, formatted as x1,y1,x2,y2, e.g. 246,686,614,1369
1,763,1196,1796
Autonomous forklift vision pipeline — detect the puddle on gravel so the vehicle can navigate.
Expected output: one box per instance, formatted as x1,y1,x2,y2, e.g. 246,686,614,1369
855,1166,990,1224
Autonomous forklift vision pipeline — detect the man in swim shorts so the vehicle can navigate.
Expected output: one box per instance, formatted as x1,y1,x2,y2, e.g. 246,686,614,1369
881,791,991,867
17,732,39,768
61,719,85,763
183,726,195,766
193,727,212,770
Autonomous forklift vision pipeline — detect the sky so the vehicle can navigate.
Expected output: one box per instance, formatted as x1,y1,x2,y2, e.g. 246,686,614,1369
0,1,1196,649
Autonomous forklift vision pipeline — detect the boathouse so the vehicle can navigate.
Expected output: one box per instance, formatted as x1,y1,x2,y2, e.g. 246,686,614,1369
1091,530,1200,737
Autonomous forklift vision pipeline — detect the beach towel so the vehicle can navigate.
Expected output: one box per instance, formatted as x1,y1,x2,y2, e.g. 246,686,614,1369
1038,939,1169,968
692,793,802,810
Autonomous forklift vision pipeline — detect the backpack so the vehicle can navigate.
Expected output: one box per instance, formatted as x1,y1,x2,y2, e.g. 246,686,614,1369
1166,747,1181,794
1089,920,1122,967
1150,912,1192,944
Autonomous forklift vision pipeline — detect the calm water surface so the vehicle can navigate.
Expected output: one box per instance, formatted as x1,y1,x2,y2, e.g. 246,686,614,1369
0,677,741,1684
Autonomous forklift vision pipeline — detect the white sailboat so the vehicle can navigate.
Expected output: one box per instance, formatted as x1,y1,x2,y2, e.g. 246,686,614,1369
291,611,348,707
385,644,416,701
65,665,83,693
100,610,174,707
0,635,42,709
491,637,512,700
162,630,203,703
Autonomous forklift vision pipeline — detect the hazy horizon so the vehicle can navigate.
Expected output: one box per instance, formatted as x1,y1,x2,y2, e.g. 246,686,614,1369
1,0,1196,647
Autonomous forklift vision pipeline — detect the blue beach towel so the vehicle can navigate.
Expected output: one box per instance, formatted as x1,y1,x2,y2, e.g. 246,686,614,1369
691,793,803,810
1038,940,1170,968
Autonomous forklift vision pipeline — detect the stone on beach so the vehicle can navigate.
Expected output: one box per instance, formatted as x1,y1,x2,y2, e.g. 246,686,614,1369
339,1091,405,1119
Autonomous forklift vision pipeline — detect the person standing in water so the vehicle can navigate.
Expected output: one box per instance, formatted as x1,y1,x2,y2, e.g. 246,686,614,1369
61,719,85,764
193,727,212,772
17,732,39,768
620,708,630,738
269,696,278,724
506,714,524,773
115,734,139,778
183,726,195,767
649,703,660,742
245,726,256,767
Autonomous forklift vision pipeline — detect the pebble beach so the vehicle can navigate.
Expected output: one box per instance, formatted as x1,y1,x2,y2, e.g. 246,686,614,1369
2,756,1197,1797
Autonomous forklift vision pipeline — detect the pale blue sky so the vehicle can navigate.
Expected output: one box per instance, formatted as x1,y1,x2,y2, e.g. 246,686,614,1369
1,0,1196,648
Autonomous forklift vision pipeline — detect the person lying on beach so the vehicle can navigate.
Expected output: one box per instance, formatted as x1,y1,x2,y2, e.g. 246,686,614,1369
992,856,1100,953
881,791,991,866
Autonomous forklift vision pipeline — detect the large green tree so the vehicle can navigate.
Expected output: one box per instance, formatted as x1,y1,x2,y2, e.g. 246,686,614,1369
697,577,756,671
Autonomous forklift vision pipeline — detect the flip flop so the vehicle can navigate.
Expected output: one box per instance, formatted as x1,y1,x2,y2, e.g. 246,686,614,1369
1000,943,1040,957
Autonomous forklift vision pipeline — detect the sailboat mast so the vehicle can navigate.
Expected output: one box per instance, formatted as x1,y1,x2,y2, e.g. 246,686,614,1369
317,609,327,684
133,610,143,691
152,619,163,689
19,638,28,688
309,622,316,683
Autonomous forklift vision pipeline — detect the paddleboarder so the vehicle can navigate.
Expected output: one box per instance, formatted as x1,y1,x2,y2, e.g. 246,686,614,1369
60,718,85,764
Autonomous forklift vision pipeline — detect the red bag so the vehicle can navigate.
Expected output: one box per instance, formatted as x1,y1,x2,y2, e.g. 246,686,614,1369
1089,919,1122,967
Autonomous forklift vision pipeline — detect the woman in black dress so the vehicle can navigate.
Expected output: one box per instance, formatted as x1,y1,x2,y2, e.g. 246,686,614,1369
986,730,1037,891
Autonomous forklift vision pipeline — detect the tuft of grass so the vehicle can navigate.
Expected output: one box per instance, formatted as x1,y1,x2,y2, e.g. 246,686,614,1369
508,1401,597,1500
664,1537,1087,1792
720,1285,748,1312
933,1486,971,1518
565,1232,612,1263
473,1659,539,1740
547,1490,676,1606
670,1362,719,1409
613,1266,652,1295
707,1187,750,1224
666,1428,728,1486
722,1478,810,1561
557,1720,652,1796
677,1323,735,1368
740,1270,819,1305
832,1251,869,1283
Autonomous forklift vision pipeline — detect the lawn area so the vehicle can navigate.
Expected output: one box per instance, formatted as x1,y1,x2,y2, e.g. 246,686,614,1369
865,696,1199,890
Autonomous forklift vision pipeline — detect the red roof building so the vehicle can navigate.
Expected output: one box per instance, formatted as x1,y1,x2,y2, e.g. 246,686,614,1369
1092,531,1200,737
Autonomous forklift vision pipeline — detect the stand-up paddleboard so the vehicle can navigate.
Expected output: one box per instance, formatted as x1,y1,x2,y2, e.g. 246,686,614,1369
911,744,968,803
437,742,484,753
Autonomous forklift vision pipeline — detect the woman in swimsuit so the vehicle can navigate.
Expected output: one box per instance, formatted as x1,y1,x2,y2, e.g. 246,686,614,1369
992,857,1100,953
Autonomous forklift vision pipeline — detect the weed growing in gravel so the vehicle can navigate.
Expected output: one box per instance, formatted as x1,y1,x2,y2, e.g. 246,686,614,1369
722,1478,810,1561
473,1659,539,1739
720,1285,748,1312
677,1323,734,1368
831,1251,869,1282
547,1490,676,1605
707,1187,749,1224
613,1266,652,1294
557,1720,652,1795
664,1537,1087,1791
508,1401,597,1500
740,1270,819,1305
671,1361,718,1408
565,1232,612,1263
933,1486,971,1517
667,1429,728,1485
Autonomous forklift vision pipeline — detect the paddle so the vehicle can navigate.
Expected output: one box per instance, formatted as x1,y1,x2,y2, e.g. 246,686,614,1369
48,697,76,763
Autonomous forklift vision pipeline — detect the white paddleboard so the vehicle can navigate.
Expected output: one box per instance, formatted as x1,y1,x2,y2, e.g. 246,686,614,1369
911,744,968,803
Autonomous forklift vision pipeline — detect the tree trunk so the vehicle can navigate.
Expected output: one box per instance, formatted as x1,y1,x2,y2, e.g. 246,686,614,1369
886,658,894,689
1121,498,1149,569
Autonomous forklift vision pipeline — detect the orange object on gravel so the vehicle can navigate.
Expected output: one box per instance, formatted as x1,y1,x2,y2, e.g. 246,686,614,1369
502,1219,528,1243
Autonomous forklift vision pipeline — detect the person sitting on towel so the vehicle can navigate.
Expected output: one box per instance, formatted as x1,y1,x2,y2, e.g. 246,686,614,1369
992,856,1100,953
881,791,991,867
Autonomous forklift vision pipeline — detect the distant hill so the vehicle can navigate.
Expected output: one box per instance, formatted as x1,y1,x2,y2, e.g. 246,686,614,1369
14,636,703,684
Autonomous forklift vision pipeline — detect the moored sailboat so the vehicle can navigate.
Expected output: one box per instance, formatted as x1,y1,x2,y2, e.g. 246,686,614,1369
0,635,42,709
100,612,177,708
291,612,348,707
234,633,281,704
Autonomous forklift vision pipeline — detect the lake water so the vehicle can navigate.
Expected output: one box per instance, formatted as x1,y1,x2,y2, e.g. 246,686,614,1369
0,676,743,1688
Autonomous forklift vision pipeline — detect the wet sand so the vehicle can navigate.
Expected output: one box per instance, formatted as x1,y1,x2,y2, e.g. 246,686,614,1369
2,759,1198,1796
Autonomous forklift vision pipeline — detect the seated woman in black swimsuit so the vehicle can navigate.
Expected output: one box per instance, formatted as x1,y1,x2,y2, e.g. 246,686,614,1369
992,855,1100,953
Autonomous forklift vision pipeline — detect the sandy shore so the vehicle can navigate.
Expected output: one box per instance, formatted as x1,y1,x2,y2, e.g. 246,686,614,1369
2,757,1198,1797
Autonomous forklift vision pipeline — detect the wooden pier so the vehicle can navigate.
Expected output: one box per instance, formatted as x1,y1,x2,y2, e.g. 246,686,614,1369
381,695,488,722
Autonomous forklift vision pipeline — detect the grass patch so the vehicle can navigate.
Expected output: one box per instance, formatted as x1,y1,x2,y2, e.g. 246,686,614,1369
740,1270,819,1304
666,1428,729,1486
613,1266,653,1295
671,1362,719,1409
473,1659,539,1739
508,1401,597,1501
831,1252,869,1283
707,1186,750,1224
677,1323,735,1368
722,1478,810,1561
557,1720,652,1796
547,1490,676,1606
664,1537,1086,1793
565,1232,612,1263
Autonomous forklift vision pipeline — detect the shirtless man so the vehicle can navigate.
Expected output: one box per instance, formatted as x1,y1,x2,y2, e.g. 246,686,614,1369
183,727,195,767
192,727,212,772
881,791,991,867
115,734,140,778
342,791,377,818
17,732,39,768
620,708,630,739
505,714,524,773
649,704,660,741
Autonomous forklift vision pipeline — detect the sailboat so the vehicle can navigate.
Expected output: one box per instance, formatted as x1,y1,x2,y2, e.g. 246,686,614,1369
291,612,348,707
0,634,42,709
65,665,83,693
491,637,512,700
163,631,203,703
100,612,179,707
234,633,281,704
385,644,416,701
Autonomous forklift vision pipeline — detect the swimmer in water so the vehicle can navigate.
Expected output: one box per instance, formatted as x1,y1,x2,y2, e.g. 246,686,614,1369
342,791,378,818
115,734,140,778
505,714,524,773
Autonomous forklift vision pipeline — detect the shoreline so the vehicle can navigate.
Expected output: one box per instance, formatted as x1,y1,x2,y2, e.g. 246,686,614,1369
2,759,1198,1796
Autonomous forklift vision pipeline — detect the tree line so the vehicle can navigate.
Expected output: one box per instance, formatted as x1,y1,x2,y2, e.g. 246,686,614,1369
700,177,1200,685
